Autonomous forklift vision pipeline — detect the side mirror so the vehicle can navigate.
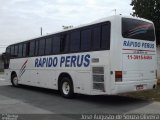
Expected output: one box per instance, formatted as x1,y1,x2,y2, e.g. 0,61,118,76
2,53,10,61
1,53,5,61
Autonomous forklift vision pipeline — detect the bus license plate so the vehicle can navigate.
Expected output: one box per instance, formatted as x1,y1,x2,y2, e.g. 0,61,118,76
136,85,144,91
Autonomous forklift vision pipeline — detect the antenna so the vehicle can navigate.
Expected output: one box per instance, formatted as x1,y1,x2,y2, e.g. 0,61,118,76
112,9,117,15
62,25,73,30
40,27,43,36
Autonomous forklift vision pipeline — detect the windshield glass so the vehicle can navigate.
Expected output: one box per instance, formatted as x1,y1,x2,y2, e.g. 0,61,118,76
122,18,155,41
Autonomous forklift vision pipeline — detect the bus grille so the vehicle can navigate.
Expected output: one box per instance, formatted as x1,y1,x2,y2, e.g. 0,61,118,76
92,67,105,91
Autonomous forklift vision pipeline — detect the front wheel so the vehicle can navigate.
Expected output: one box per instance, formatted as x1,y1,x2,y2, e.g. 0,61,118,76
11,74,19,87
60,77,74,98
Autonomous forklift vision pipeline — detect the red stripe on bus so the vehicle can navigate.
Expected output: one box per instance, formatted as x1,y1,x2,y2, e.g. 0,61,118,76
20,60,28,70
122,49,155,52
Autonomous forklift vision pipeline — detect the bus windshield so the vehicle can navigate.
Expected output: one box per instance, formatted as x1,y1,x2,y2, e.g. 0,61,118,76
122,18,155,41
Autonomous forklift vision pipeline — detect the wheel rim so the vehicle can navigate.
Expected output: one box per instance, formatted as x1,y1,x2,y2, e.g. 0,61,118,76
62,82,70,95
13,77,18,86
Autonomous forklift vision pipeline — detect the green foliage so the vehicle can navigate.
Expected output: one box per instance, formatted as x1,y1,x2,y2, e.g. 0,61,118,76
0,69,4,72
131,0,160,44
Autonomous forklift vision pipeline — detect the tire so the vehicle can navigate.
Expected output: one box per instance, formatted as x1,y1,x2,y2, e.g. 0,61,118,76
60,77,74,98
11,74,19,87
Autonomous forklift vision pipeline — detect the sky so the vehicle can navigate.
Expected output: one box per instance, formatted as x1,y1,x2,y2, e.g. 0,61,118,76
0,0,133,53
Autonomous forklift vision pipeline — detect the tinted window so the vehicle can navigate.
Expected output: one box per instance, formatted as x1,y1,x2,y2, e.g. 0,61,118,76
70,31,80,52
81,29,92,51
14,45,18,57
61,33,70,52
45,38,52,55
38,39,45,56
122,18,155,41
52,36,60,54
23,43,27,57
18,44,23,57
92,26,101,50
10,46,14,57
101,22,111,50
35,40,39,56
6,46,11,54
29,41,35,57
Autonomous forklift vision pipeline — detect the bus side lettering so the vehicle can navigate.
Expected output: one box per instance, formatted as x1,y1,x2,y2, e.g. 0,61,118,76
48,57,53,67
60,57,65,67
77,55,84,67
71,56,77,67
65,56,71,67
53,57,58,67
84,54,90,67
123,40,141,47
35,54,90,68
123,40,154,49
35,58,39,67
142,43,154,48
43,58,46,67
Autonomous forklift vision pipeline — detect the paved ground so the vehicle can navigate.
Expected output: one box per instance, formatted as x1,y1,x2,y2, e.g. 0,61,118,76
0,74,160,120
0,74,4,81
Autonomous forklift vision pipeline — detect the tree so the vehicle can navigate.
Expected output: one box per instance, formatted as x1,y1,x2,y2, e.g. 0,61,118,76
131,0,160,44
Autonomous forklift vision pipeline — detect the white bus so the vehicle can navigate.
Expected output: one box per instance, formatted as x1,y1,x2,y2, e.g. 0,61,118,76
3,15,157,98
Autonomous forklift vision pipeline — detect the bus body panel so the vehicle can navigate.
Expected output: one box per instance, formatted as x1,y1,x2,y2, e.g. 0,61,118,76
110,16,157,94
7,51,110,95
3,15,157,96
122,39,157,81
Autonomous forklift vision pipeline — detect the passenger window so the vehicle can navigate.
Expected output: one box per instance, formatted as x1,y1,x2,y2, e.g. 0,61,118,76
38,39,45,56
23,43,27,57
45,38,52,55
101,22,111,50
35,40,39,56
92,26,101,50
18,44,23,57
14,45,18,57
11,46,14,57
29,41,35,57
6,47,11,54
70,31,80,52
52,36,60,54
81,29,91,51
61,33,70,53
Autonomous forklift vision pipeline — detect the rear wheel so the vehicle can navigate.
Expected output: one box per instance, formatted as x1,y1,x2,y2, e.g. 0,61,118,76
60,77,74,98
11,74,19,87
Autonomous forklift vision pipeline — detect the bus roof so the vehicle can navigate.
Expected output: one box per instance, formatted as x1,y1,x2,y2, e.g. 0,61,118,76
6,15,153,47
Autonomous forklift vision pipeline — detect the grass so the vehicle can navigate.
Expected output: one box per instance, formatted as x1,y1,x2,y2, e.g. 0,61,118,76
158,79,160,85
127,83,160,102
